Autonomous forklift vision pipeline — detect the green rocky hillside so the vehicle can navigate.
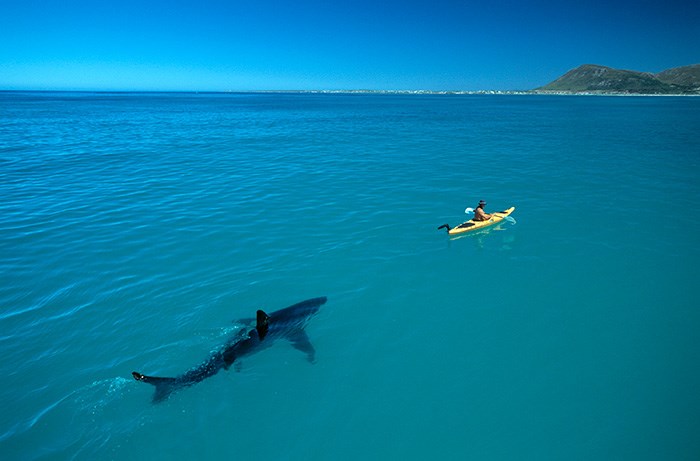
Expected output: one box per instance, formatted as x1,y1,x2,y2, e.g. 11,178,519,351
536,64,700,94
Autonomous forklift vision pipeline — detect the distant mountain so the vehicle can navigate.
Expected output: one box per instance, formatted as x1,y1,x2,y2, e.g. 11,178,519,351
535,64,700,94
656,64,700,88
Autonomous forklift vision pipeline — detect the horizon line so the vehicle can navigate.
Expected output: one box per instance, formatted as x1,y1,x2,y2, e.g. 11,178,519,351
2,89,698,97
0,88,531,94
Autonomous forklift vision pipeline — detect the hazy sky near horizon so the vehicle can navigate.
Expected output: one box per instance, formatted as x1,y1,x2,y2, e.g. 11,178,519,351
1,0,698,91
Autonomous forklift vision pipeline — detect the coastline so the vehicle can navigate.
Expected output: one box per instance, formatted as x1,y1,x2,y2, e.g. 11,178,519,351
263,89,700,96
1,89,698,97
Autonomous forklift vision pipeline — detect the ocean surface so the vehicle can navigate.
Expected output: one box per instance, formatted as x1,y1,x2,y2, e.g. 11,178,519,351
1,91,698,460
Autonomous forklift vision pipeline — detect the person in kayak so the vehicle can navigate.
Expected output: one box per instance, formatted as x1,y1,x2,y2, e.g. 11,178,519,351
473,200,492,221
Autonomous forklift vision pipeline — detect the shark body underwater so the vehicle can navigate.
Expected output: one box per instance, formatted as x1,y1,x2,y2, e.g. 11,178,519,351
132,296,327,402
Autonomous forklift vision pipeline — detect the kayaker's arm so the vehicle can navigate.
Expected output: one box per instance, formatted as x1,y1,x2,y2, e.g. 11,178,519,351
474,207,491,221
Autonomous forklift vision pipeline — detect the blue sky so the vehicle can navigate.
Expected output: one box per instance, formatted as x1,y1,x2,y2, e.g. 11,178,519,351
1,0,698,91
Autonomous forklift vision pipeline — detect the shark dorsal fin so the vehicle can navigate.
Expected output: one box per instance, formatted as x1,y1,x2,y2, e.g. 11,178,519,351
256,310,270,340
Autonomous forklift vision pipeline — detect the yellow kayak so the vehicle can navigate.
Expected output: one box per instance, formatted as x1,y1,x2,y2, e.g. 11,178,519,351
438,207,515,235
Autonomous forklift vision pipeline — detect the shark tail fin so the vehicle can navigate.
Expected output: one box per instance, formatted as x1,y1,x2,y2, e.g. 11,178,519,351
132,371,180,403
437,224,451,233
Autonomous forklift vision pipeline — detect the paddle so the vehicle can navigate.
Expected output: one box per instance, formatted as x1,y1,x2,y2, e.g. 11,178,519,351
466,207,516,224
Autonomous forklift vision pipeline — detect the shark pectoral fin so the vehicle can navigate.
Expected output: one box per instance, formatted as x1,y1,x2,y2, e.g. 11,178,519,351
256,310,270,340
288,330,316,363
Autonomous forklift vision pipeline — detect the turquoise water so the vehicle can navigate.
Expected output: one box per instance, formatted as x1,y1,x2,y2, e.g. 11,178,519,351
1,92,699,460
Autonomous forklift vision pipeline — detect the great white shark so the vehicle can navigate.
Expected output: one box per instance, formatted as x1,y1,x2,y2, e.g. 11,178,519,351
132,296,327,402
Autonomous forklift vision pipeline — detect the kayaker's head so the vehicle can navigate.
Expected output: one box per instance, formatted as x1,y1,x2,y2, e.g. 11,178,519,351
478,200,487,208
